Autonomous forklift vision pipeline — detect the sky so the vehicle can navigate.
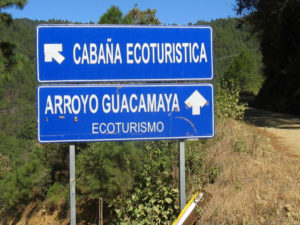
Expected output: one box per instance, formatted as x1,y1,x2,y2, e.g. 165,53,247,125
4,0,237,25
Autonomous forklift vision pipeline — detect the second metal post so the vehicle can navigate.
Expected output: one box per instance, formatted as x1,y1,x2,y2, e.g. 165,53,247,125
179,141,186,211
70,144,76,225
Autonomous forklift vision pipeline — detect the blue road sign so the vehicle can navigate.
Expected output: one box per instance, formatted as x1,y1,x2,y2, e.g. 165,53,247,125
36,25,213,82
37,84,214,143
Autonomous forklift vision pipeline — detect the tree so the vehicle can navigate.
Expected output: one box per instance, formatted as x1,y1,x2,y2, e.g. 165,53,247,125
224,49,263,94
98,6,124,24
127,6,160,25
235,0,300,114
98,5,160,25
0,0,28,77
0,0,27,25
76,142,141,199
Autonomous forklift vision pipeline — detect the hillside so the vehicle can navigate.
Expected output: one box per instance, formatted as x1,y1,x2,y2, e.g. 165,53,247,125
2,118,300,224
195,18,262,82
197,119,300,224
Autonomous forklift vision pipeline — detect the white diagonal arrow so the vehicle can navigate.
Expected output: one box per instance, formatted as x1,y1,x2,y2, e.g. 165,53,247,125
185,90,208,115
44,44,65,64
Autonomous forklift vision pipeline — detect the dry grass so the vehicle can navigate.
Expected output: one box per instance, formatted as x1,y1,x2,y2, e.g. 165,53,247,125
2,119,300,224
1,201,69,225
197,119,300,225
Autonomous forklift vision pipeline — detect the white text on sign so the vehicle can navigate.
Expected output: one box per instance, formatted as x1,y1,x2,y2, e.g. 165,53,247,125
44,93,180,115
73,42,208,65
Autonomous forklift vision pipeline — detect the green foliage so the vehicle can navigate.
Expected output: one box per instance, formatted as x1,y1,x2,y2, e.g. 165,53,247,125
0,42,17,73
0,158,51,210
195,18,262,82
76,142,141,199
127,6,161,25
0,0,27,26
215,80,247,120
98,6,126,24
0,0,27,9
185,140,206,189
0,0,28,84
0,153,10,178
0,12,13,26
224,49,263,94
0,137,37,169
207,167,221,184
46,182,68,209
232,137,246,153
185,140,221,187
112,184,179,224
110,141,179,224
236,0,300,114
37,143,72,186
234,179,242,191
98,5,160,25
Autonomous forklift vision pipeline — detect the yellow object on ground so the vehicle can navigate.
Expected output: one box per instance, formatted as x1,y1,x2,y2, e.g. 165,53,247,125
173,191,203,225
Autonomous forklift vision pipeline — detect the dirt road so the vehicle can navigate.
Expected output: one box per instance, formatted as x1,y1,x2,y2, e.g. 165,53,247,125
244,107,300,155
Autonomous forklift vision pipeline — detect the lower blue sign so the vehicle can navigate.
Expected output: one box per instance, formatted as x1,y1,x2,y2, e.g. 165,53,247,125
37,84,214,143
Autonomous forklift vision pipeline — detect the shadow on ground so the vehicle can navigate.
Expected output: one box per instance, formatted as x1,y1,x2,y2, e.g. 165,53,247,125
244,107,300,129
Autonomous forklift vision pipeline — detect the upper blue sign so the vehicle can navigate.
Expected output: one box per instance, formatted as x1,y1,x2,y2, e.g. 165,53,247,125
37,84,214,143
36,25,213,82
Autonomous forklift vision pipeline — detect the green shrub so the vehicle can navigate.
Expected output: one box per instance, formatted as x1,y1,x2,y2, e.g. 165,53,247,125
0,153,10,178
0,159,50,210
110,141,179,224
76,142,141,199
46,182,66,208
232,138,246,153
111,177,179,224
207,167,221,184
215,80,247,120
185,140,206,190
223,49,263,95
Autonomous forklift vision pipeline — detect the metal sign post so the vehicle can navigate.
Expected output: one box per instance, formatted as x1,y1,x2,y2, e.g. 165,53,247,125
179,141,186,211
69,144,76,225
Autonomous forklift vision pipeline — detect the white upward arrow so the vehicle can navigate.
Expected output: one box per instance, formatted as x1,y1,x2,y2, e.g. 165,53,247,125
185,90,208,115
44,44,65,64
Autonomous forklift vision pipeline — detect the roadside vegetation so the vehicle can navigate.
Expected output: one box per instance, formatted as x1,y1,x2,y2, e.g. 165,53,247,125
197,119,300,224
